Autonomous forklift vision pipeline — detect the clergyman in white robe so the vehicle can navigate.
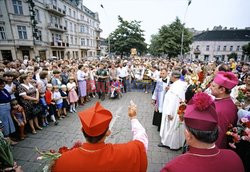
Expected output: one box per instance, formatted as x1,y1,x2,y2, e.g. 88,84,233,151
160,79,187,149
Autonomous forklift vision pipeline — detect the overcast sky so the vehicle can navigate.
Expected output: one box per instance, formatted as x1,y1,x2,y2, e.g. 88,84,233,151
83,0,250,43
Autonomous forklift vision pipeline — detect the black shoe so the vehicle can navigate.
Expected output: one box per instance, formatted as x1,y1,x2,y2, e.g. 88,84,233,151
54,121,59,126
158,143,169,149
158,143,167,148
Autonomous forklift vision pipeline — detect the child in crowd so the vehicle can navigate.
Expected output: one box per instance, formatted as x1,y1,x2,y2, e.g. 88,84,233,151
110,78,122,98
67,77,78,113
39,95,49,127
45,84,58,125
10,100,26,140
53,85,63,119
60,85,69,117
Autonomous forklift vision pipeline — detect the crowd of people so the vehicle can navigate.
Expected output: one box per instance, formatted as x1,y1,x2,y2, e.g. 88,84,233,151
0,56,249,171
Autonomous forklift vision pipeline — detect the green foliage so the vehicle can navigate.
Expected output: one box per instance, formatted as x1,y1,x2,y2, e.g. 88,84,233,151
242,43,250,57
108,16,147,56
228,52,238,61
149,17,193,58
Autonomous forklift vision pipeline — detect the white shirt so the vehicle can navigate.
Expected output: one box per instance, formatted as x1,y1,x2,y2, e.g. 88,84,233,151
152,70,160,82
67,82,76,91
77,70,86,81
53,91,63,104
4,83,16,99
117,67,128,78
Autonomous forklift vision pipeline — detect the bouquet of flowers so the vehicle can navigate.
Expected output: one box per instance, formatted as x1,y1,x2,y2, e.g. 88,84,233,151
0,132,14,169
226,117,250,149
177,101,187,122
236,88,247,103
36,141,82,172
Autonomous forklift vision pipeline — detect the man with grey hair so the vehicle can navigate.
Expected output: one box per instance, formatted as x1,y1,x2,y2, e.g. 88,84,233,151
159,70,188,150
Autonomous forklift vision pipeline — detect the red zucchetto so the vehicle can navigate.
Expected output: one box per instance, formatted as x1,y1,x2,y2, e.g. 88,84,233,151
78,102,112,136
184,92,218,131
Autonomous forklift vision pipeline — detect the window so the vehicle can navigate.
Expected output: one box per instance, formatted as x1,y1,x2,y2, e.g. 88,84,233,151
52,0,57,6
81,38,85,46
0,26,6,40
70,36,73,44
70,22,72,31
87,39,89,46
35,9,40,22
13,0,23,15
69,8,71,16
52,33,55,42
206,45,209,51
223,46,227,51
80,15,84,20
86,26,89,34
66,35,69,43
36,30,42,41
73,11,76,18
230,46,233,51
74,24,76,32
75,37,77,45
237,46,240,51
64,5,66,12
17,26,27,39
0,6,3,16
217,45,220,51
65,20,68,28
80,25,85,33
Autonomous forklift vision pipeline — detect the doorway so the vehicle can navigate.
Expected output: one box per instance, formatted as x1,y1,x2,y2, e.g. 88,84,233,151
1,50,13,61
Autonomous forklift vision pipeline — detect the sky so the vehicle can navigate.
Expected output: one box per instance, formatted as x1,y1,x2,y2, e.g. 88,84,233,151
83,0,250,44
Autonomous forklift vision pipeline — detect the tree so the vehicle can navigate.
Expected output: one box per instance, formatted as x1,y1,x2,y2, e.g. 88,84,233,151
148,34,161,57
149,17,193,58
227,52,238,61
242,43,250,58
108,16,147,57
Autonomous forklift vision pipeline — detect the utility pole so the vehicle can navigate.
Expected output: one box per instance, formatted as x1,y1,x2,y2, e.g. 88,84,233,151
180,0,192,60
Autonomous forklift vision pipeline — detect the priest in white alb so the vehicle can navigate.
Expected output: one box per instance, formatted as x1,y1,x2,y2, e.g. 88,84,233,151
159,71,188,150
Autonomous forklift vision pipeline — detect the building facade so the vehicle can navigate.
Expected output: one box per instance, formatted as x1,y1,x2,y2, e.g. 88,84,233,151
0,0,101,61
189,29,250,62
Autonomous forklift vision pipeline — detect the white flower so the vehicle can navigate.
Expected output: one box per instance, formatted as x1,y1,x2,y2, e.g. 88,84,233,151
37,156,44,160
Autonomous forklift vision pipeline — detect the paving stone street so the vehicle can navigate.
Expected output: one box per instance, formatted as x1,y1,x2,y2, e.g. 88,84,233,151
12,92,181,172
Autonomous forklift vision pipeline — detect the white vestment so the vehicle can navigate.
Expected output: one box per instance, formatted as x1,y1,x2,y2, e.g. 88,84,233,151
152,77,170,113
160,79,187,149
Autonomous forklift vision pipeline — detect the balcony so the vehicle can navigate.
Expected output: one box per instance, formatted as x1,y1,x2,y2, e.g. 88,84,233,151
50,42,69,48
96,37,100,40
194,48,201,55
48,23,67,32
45,4,66,17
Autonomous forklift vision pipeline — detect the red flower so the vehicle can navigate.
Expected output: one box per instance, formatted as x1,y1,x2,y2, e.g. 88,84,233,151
58,146,69,154
178,102,186,122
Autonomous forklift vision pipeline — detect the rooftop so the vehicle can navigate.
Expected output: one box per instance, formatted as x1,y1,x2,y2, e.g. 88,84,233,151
193,29,250,42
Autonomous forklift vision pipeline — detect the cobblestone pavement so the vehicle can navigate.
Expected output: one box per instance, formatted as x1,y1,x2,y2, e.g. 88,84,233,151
12,92,181,172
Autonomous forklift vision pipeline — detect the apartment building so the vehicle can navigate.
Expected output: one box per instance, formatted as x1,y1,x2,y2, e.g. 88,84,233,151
0,0,101,61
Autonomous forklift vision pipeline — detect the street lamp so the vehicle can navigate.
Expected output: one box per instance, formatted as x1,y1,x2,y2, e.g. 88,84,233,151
180,0,192,60
100,4,111,56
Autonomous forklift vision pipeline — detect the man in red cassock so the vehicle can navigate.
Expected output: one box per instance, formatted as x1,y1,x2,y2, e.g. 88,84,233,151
52,101,148,171
210,71,239,148
161,92,244,172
